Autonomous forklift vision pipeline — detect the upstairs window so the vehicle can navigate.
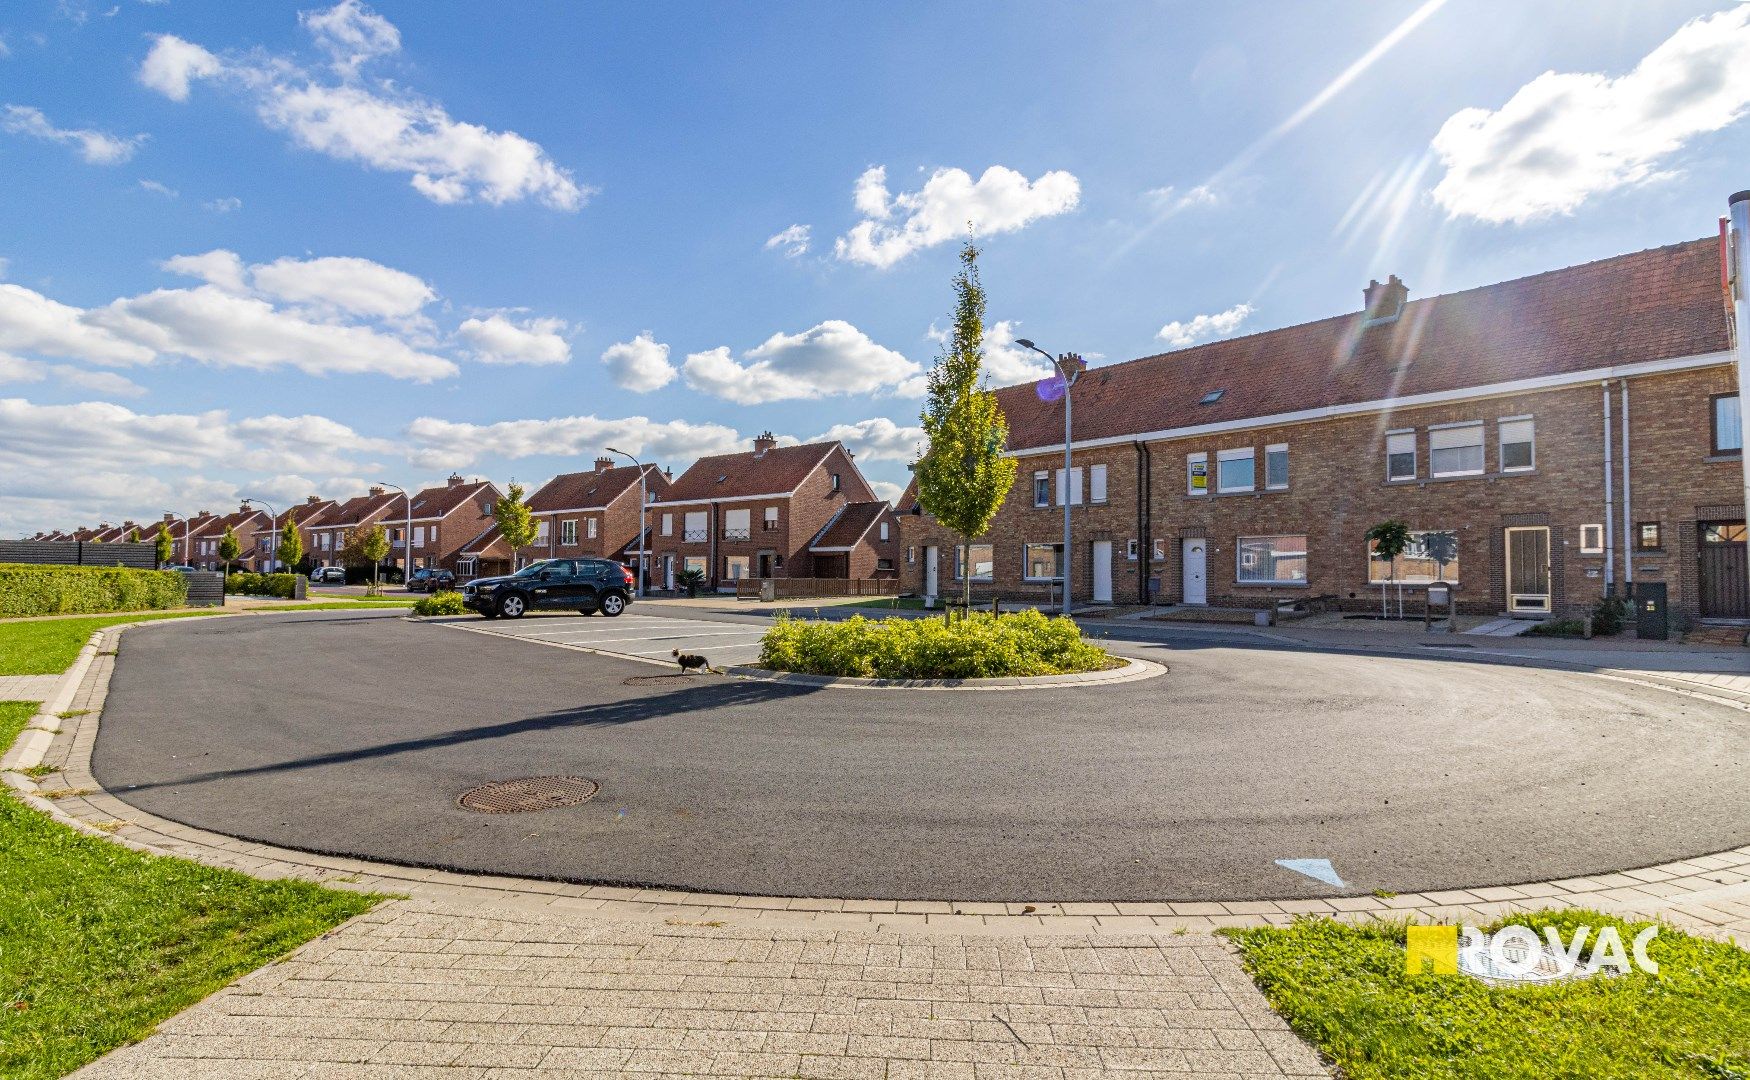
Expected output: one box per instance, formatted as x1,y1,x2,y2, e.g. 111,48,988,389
1386,430,1416,481
1055,466,1084,505
1216,448,1254,493
1089,464,1108,503
878,520,889,541
830,473,841,492
1499,417,1535,472
560,519,577,545
1265,444,1289,490
660,513,673,536
1429,423,1484,478
1186,452,1208,496
1715,393,1743,454
1033,472,1051,507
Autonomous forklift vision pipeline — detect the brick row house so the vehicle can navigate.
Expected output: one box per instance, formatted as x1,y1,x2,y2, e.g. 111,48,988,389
399,476,502,575
304,488,406,576
902,236,1746,627
184,504,270,571
650,434,898,590
508,458,671,587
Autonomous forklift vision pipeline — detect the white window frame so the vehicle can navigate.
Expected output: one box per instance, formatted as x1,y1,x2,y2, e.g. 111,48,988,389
878,521,889,541
1055,466,1084,506
1187,452,1208,496
1234,535,1309,586
1264,443,1289,491
956,543,994,582
1126,538,1138,561
1216,447,1255,494
1429,422,1485,479
1089,463,1108,504
587,518,598,540
661,513,673,536
560,519,577,546
1579,523,1604,554
1033,471,1051,507
1498,415,1535,473
1022,542,1064,582
535,520,549,541
1385,429,1417,482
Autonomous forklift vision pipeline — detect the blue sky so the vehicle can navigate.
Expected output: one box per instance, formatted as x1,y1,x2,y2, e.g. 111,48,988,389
2,0,1747,535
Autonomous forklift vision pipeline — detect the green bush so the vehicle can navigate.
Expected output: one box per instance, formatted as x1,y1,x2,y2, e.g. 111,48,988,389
1525,618,1587,637
758,609,1116,679
1590,595,1628,636
0,563,189,618
412,590,466,616
223,572,298,598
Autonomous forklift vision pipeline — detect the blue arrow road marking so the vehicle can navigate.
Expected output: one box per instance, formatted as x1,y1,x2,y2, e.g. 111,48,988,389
1275,859,1347,888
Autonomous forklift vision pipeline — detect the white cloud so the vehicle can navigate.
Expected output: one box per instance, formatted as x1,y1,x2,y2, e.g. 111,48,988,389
138,179,178,198
0,104,144,164
868,479,905,505
1157,302,1254,348
764,224,811,258
600,332,675,392
457,313,570,365
0,283,155,364
834,164,1081,269
913,318,1054,392
138,34,223,102
300,0,400,74
0,349,147,397
161,249,249,293
251,254,434,318
681,320,919,405
403,413,742,471
811,417,923,463
1143,183,1218,216
204,196,242,213
139,10,588,210
1431,5,1750,224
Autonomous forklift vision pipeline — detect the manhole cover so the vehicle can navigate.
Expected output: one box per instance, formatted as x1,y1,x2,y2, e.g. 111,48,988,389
457,776,599,813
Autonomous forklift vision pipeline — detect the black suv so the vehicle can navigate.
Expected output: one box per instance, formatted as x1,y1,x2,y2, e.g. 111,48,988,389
408,568,456,593
462,558,635,619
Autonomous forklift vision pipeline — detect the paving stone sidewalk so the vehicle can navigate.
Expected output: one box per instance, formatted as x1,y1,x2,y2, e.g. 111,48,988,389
72,899,1328,1079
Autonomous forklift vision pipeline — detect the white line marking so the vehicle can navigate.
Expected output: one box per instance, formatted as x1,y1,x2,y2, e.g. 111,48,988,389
541,630,767,647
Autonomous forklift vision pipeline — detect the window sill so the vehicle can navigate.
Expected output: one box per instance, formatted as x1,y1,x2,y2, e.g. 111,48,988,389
1705,453,1743,464
1233,581,1309,589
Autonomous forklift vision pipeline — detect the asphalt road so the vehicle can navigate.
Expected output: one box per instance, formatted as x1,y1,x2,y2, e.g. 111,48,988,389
93,610,1750,902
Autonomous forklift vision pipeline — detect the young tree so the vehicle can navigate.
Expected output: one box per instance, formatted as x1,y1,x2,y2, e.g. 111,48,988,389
494,482,537,555
154,526,175,567
127,526,141,543
1366,520,1412,619
277,516,304,574
217,525,241,575
360,524,391,594
913,238,1018,615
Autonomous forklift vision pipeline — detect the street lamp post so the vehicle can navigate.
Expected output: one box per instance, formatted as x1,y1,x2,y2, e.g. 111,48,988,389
605,447,647,599
240,498,278,571
377,483,411,588
1017,341,1085,617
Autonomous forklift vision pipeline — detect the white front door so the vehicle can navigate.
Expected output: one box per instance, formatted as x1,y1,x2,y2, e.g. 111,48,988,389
1091,540,1113,603
1181,538,1208,605
663,555,675,591
924,546,939,596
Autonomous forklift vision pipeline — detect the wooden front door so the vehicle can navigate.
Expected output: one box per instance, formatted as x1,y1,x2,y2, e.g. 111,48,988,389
1699,521,1749,618
1505,526,1551,614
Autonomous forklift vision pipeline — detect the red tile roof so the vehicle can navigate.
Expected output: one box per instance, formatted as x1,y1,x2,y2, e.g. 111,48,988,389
409,480,496,521
528,465,658,512
995,237,1732,451
324,491,407,527
460,522,511,558
664,442,838,502
809,501,891,551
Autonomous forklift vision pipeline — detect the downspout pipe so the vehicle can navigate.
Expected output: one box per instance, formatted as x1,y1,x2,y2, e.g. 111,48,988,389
1620,378,1633,592
1729,192,1750,602
1602,382,1615,595
1134,440,1150,605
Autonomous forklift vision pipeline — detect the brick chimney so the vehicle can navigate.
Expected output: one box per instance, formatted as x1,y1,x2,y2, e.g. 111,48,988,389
163,512,175,524
306,494,320,504
369,485,386,497
1362,275,1408,324
239,502,252,513
594,456,615,473
752,431,778,457
447,473,464,487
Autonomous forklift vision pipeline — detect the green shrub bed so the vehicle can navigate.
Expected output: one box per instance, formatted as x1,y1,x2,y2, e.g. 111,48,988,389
412,591,467,616
758,609,1116,679
0,564,188,618
223,572,298,598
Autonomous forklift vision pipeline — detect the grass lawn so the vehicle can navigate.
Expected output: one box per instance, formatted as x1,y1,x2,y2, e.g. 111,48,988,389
0,612,220,676
0,700,38,748
1227,912,1750,1079
842,596,929,611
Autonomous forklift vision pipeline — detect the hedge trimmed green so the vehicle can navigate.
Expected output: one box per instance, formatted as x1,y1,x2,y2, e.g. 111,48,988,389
412,590,466,616
0,564,188,618
223,572,298,598
758,609,1115,679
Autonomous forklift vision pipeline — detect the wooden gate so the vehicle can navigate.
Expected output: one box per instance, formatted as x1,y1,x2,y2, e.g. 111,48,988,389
1699,521,1748,618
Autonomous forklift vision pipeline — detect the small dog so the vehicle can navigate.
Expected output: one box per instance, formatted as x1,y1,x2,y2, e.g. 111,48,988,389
673,649,715,674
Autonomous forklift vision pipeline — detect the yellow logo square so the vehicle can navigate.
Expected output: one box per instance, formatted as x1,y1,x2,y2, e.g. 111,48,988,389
1405,924,1458,975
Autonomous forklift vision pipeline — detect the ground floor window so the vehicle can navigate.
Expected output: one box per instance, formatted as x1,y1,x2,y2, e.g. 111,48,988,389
1367,529,1460,584
683,555,707,575
956,543,994,581
876,558,894,572
1637,521,1663,551
1236,535,1307,585
725,554,751,579
1023,543,1064,581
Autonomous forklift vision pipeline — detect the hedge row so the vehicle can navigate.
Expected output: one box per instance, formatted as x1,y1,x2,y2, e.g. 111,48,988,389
0,563,189,618
223,572,299,599
412,590,467,616
758,609,1115,679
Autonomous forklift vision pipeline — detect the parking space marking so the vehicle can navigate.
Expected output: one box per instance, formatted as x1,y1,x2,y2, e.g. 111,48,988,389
435,613,775,671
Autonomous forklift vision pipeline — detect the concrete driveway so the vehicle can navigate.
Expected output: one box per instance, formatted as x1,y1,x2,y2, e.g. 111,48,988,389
92,610,1750,902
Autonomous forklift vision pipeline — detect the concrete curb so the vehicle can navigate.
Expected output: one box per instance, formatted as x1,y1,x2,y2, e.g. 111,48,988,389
723,654,1165,690
6,620,1750,947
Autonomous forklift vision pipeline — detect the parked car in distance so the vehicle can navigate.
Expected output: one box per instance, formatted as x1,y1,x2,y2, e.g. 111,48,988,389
462,559,635,619
160,564,197,573
408,568,456,593
311,566,346,584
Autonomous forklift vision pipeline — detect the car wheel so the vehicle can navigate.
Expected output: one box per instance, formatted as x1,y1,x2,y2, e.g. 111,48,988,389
498,593,527,619
600,592,626,617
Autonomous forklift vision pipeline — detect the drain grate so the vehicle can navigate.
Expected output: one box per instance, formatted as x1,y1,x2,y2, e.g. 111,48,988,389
458,776,599,813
